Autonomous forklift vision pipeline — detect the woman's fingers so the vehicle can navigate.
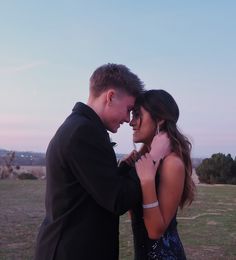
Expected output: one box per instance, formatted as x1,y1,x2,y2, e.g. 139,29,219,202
135,153,157,176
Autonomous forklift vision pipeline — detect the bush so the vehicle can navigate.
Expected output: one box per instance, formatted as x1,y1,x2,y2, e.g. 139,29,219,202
18,172,38,180
196,153,236,184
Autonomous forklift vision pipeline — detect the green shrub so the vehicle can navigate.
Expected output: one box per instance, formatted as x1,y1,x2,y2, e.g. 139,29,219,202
196,153,236,184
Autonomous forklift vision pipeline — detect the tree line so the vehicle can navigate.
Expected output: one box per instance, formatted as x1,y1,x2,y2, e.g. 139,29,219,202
196,153,236,185
1,150,235,184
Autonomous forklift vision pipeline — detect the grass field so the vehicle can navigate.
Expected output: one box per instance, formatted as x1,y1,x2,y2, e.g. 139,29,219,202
0,180,235,260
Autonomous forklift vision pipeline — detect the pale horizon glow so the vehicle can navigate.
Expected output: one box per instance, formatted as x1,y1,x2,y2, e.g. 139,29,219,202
0,1,236,158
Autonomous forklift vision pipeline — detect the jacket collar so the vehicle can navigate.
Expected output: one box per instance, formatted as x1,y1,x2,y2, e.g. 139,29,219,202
72,102,111,142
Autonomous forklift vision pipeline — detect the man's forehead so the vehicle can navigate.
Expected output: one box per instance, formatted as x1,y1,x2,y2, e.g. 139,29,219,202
127,98,136,109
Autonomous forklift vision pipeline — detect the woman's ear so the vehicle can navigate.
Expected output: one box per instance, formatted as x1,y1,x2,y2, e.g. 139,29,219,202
157,119,165,127
156,119,165,135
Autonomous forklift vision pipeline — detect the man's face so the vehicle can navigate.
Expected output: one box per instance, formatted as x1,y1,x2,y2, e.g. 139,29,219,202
104,91,135,133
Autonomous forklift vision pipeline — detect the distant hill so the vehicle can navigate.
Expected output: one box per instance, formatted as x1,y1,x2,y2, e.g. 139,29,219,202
0,149,204,167
191,158,203,168
114,153,203,168
0,149,46,166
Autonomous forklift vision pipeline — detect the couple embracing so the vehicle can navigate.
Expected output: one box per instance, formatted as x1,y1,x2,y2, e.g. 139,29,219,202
34,63,195,260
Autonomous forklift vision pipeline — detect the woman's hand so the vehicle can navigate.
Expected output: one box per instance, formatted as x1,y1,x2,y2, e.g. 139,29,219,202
135,153,159,185
149,132,171,163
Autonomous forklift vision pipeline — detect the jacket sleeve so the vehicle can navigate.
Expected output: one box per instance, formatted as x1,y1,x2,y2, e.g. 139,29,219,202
66,124,142,215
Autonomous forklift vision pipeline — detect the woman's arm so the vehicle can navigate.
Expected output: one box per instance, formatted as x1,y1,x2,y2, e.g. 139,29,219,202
135,153,185,239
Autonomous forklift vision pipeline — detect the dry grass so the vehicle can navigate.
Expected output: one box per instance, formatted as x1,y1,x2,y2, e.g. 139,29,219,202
0,180,236,259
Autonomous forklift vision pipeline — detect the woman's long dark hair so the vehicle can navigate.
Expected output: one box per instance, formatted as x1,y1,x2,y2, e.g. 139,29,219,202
134,89,195,208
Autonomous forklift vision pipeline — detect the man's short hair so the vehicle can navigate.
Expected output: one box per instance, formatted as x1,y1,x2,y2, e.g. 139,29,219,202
89,63,144,97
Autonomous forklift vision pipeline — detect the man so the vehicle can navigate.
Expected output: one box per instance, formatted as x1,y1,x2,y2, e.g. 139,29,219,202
34,63,167,260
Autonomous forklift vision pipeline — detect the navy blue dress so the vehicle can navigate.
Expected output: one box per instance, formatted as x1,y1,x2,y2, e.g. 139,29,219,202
131,171,187,260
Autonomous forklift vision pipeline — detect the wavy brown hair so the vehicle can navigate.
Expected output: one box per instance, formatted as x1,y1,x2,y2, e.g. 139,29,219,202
134,89,196,208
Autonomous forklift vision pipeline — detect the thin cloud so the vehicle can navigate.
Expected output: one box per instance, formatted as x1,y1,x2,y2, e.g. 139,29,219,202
0,61,47,75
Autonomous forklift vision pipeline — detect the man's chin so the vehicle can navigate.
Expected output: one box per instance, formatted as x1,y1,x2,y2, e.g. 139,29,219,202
114,125,120,133
133,138,141,143
108,128,118,133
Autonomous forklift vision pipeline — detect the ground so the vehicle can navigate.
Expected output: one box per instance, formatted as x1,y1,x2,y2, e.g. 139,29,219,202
0,180,236,259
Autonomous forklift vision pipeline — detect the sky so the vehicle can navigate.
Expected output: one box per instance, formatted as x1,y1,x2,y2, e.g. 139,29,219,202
0,1,235,158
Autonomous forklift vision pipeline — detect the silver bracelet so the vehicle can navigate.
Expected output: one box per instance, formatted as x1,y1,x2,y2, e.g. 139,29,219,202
142,200,159,209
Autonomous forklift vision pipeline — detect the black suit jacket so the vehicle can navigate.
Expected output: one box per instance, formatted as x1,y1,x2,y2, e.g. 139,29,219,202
34,102,141,260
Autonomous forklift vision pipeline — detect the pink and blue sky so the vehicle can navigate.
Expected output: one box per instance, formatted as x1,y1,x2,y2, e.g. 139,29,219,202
0,1,235,158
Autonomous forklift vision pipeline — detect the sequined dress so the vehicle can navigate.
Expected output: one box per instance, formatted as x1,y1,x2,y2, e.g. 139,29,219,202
131,172,187,260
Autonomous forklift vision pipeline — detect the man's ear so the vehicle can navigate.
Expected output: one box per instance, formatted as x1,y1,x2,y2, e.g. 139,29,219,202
106,89,115,105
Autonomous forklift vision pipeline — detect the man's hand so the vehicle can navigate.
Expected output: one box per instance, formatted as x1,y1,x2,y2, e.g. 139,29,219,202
118,150,139,166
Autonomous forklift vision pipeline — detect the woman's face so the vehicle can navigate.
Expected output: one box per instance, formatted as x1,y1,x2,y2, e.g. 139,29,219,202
130,106,157,146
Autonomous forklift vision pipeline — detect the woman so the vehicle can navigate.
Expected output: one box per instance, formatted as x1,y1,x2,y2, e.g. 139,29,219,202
125,89,195,259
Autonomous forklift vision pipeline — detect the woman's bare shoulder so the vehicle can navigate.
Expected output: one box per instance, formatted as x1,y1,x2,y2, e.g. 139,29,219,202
161,153,185,177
